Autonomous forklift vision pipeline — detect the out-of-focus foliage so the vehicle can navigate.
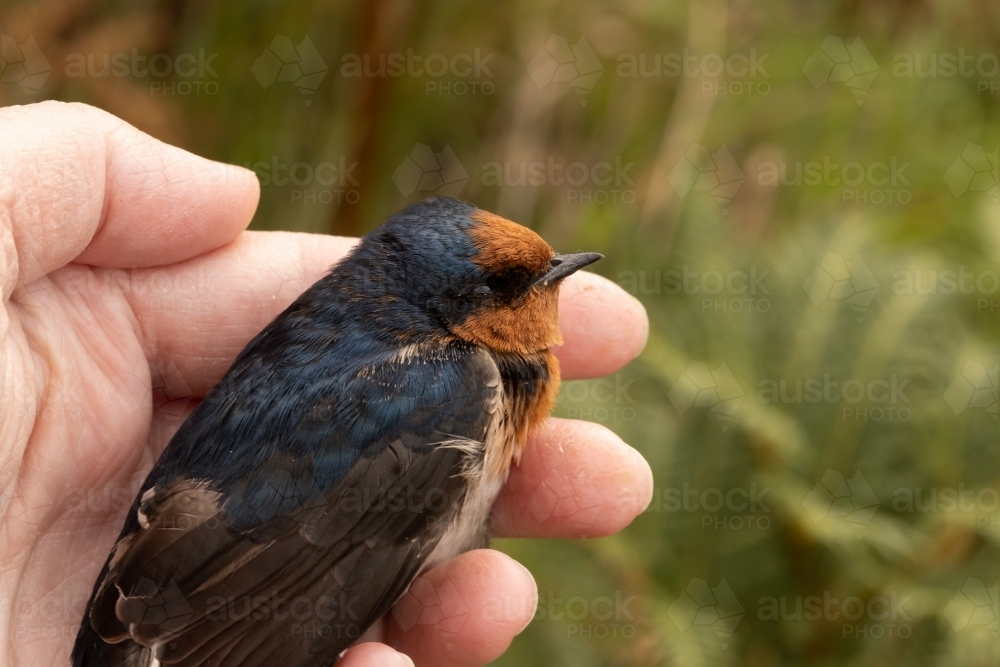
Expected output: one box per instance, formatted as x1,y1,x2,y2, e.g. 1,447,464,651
4,0,1000,665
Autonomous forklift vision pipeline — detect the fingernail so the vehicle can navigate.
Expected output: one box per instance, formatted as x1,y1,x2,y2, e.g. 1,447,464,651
393,651,415,667
628,445,654,511
633,295,650,353
513,560,538,633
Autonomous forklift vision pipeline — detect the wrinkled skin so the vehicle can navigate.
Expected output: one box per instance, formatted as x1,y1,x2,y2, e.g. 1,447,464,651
0,101,652,667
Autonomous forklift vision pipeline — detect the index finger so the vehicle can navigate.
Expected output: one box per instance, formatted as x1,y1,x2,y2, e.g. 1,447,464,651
119,232,648,403
0,100,258,294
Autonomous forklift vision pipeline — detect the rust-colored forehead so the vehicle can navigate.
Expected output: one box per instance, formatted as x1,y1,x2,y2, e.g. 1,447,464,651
468,209,553,274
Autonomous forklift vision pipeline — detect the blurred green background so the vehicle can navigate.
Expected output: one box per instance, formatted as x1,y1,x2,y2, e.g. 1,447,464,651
4,0,1000,665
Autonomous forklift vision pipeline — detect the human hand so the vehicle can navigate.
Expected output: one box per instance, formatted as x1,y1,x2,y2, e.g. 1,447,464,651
0,101,652,667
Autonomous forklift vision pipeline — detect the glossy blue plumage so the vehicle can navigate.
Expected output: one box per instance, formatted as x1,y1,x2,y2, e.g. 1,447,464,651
71,197,589,667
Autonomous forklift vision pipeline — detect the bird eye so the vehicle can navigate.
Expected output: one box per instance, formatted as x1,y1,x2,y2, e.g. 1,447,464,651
472,284,492,296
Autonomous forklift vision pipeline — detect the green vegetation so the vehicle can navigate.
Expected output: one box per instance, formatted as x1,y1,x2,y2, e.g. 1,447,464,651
4,0,1000,664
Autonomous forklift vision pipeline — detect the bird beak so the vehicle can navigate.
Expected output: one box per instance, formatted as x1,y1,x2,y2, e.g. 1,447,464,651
538,252,603,287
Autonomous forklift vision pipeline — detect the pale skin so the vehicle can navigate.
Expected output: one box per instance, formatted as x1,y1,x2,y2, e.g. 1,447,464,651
0,101,653,667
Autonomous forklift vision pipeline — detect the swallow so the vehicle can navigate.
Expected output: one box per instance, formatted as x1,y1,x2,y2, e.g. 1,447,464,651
71,197,602,667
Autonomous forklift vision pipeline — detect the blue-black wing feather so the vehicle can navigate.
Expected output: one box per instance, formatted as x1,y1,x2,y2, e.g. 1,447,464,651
72,289,499,667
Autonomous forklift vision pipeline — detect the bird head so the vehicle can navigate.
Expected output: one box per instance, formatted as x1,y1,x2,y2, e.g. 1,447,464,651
356,198,601,354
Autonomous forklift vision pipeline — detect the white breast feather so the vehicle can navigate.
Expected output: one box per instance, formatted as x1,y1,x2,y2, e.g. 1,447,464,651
424,352,510,570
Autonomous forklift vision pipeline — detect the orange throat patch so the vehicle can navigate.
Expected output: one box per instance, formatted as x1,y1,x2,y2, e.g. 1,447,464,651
485,348,561,482
451,287,563,354
453,209,563,355
454,208,565,475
